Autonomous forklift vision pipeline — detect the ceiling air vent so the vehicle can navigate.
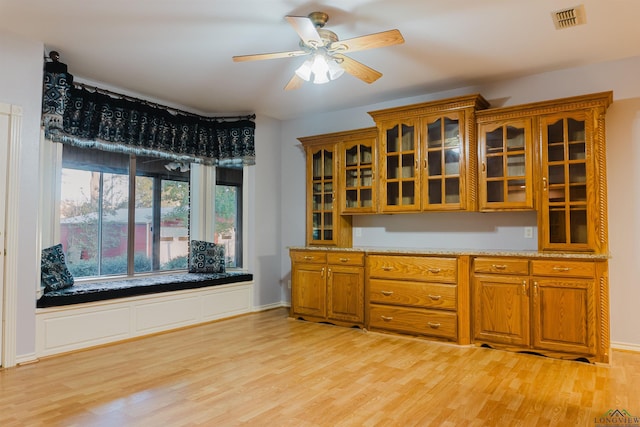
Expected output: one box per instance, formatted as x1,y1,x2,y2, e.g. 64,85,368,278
552,4,586,29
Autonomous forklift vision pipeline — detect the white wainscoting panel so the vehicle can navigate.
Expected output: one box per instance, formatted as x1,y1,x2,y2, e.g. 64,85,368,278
36,281,253,358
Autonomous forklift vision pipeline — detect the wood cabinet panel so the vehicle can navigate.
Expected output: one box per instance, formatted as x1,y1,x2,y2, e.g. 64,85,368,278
369,305,457,339
532,278,596,355
291,263,326,318
328,265,364,323
369,279,457,310
290,251,327,264
472,274,530,346
474,257,529,275
326,252,364,266
531,260,595,278
367,255,457,282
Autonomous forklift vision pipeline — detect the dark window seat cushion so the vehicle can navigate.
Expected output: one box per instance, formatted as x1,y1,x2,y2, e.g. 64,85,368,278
36,272,253,308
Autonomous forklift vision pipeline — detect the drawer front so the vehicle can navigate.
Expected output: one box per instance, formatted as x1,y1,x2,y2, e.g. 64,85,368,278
327,252,364,266
290,251,327,264
369,305,457,339
531,260,595,278
474,257,529,275
367,255,457,283
369,279,456,310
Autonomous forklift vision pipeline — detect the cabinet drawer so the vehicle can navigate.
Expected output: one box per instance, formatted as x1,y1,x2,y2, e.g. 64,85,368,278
369,279,456,310
474,257,529,275
327,252,364,266
531,260,595,278
369,305,457,339
367,255,457,283
290,251,327,264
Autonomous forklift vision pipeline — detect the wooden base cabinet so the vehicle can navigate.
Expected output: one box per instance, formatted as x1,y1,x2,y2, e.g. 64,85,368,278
472,257,609,363
366,254,470,344
290,250,364,327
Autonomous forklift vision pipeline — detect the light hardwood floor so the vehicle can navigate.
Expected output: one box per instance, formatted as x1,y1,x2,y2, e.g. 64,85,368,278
1,308,639,426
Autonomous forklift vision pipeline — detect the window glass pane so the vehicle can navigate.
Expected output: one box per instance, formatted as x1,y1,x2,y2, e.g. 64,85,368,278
215,184,238,268
216,167,243,268
60,168,99,278
159,179,189,271
134,176,153,273
100,172,130,276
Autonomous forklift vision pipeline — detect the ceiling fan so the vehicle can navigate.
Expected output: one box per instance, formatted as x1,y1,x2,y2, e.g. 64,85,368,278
232,11,405,90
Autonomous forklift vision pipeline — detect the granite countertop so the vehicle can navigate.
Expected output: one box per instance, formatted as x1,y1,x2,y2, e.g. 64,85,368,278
288,246,610,259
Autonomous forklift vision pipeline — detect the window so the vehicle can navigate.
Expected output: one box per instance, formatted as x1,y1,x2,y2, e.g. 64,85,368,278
215,167,243,268
60,145,190,278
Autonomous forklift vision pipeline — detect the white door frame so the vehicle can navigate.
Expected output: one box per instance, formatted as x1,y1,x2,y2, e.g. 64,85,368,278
0,102,22,368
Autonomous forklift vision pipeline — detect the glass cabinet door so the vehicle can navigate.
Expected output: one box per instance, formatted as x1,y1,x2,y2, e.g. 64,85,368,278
422,114,462,209
479,119,533,210
381,121,419,211
541,114,590,250
309,146,335,244
342,135,376,213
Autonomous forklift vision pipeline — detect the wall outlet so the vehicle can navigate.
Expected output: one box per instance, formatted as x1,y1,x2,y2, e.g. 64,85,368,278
354,227,362,237
524,227,534,238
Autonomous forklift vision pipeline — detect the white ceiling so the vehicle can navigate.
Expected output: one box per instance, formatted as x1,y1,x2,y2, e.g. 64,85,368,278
1,0,639,120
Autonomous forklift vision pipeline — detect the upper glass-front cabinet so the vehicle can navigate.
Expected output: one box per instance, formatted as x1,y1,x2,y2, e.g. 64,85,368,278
370,94,489,213
422,113,464,209
381,121,419,211
478,118,534,210
540,113,591,251
341,129,377,214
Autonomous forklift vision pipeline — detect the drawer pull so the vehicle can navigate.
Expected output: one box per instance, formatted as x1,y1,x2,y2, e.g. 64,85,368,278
381,316,393,322
428,294,441,301
492,264,507,270
428,268,441,274
382,266,394,271
381,290,394,296
303,256,314,261
427,322,441,329
339,257,350,263
553,266,571,272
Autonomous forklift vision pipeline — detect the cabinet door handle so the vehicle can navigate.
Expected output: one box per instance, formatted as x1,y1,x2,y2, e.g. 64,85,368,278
381,290,394,296
533,281,538,297
303,256,314,260
428,267,441,274
428,294,441,301
321,267,325,278
427,322,441,329
482,162,486,173
381,315,393,322
492,264,507,270
327,268,332,278
424,159,427,169
339,257,350,263
553,266,571,272
521,280,527,296
543,177,547,191
382,266,394,271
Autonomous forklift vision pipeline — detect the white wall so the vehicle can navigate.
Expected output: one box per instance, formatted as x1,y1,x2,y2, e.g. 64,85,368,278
0,30,45,359
280,55,640,349
250,114,284,308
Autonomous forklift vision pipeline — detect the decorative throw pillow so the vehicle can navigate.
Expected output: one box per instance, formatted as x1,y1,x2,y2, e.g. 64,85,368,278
189,240,226,273
41,243,75,293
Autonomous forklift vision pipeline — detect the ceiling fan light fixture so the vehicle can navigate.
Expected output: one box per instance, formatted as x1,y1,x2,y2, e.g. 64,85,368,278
295,53,344,85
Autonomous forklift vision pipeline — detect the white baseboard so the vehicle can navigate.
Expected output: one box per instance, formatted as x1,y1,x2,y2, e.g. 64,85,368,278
253,301,289,312
36,281,253,358
611,341,640,353
15,352,37,366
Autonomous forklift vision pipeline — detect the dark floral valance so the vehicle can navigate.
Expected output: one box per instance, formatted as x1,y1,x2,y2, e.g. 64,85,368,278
42,71,255,166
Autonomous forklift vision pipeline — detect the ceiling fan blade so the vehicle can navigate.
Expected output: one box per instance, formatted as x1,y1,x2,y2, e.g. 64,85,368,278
334,54,382,84
284,74,305,91
285,16,323,47
232,50,308,62
329,29,404,54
